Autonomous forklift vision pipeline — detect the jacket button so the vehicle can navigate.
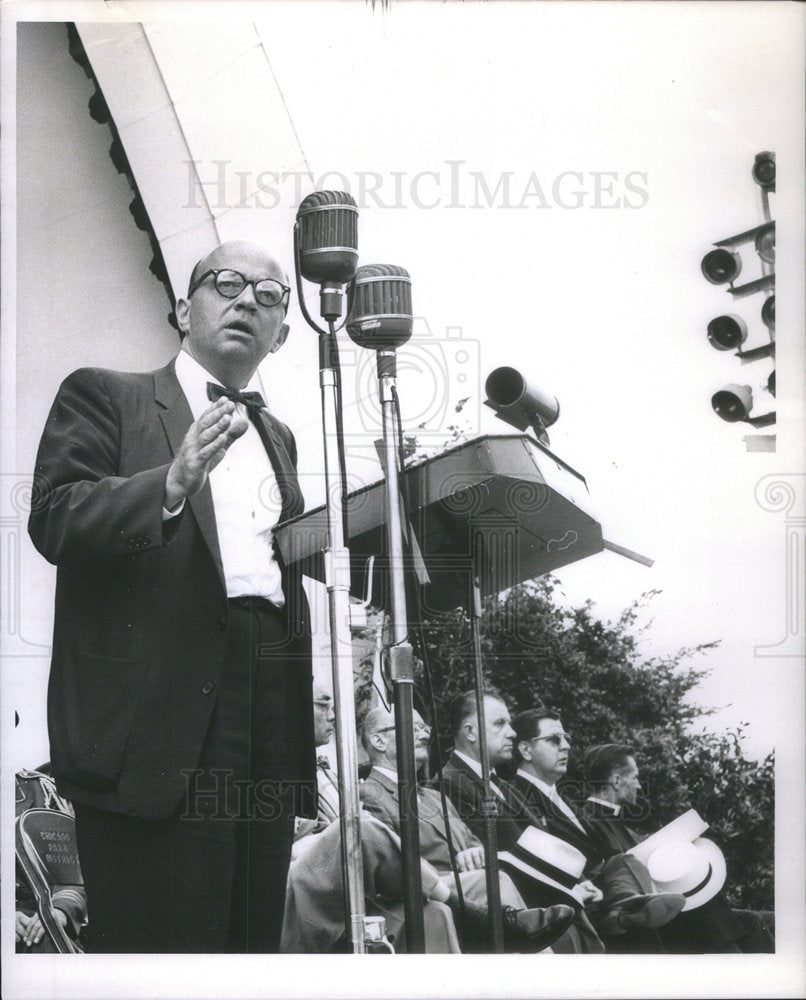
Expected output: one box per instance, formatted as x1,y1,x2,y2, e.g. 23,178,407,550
216,618,226,631
201,682,214,695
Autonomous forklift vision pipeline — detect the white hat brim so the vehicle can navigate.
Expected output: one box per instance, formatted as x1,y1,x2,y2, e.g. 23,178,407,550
498,851,586,906
627,808,709,868
649,836,727,911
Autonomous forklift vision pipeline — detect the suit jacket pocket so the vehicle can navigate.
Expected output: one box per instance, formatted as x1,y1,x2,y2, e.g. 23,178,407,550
55,647,148,792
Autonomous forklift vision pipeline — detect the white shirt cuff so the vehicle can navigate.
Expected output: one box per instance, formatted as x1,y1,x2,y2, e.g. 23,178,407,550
162,499,185,520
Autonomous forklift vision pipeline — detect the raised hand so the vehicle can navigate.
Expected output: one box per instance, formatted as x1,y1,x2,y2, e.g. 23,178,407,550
164,399,248,509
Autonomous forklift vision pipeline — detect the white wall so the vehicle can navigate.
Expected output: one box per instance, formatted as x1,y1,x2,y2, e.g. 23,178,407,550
9,22,178,770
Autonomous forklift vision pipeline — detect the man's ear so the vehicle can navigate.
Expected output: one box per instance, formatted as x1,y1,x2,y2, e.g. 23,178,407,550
269,322,290,354
175,298,191,336
517,739,532,762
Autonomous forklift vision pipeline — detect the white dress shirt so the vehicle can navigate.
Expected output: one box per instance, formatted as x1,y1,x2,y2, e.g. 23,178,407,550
516,767,587,833
452,750,507,802
174,350,284,604
586,796,621,816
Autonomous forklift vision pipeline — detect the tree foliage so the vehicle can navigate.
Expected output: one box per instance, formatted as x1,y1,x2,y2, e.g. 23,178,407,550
411,577,774,911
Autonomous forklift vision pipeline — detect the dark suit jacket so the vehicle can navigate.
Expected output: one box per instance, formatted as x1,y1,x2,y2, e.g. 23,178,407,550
437,752,550,854
579,798,753,952
28,361,315,819
360,767,479,874
513,774,604,867
437,754,605,952
581,798,643,857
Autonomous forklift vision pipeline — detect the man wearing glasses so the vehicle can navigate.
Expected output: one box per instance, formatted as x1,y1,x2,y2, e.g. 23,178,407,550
440,692,684,950
359,705,575,952
29,241,315,953
292,680,339,849
511,710,590,853
512,709,687,940
440,690,606,952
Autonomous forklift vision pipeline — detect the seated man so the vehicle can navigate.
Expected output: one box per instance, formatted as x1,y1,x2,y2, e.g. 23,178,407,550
511,708,685,938
292,679,339,856
438,691,682,952
359,704,575,952
582,743,775,954
283,810,463,953
285,682,460,953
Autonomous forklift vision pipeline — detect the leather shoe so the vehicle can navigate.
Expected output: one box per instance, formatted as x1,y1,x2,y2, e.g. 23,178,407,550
502,903,576,952
600,892,686,935
453,898,575,953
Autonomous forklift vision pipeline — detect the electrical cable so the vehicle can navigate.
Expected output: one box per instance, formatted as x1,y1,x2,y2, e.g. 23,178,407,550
328,319,351,544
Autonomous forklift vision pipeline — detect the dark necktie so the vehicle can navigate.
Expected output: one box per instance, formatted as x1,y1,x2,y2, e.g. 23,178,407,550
206,381,266,411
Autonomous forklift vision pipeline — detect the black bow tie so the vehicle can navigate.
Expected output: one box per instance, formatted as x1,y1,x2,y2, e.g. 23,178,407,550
317,756,331,771
207,382,266,411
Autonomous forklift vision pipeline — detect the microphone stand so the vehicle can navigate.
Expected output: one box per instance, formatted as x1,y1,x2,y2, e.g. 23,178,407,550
468,562,505,952
294,236,367,954
375,348,426,953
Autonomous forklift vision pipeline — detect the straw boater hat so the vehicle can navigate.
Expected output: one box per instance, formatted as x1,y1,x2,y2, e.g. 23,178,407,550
627,808,727,911
498,827,587,906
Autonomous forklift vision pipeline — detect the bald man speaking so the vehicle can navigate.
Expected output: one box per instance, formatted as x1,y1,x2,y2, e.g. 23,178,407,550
29,242,316,953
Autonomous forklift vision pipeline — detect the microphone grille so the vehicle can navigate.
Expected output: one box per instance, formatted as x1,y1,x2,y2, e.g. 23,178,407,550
352,264,412,319
297,189,358,213
355,263,409,278
347,264,413,350
296,191,358,284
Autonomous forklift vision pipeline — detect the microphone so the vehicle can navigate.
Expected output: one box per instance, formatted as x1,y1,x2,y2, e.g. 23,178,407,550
295,191,359,321
346,264,413,353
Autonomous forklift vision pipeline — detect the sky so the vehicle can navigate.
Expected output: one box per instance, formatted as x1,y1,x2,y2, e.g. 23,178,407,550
245,2,805,762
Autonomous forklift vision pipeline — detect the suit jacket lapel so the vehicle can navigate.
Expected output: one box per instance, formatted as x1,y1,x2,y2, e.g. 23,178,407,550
516,775,565,826
448,752,479,785
368,769,400,820
154,362,226,590
500,775,545,827
417,787,452,844
376,769,400,800
515,776,592,852
448,752,509,805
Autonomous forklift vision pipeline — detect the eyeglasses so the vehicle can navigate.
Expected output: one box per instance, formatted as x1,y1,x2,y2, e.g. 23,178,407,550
528,733,571,747
375,721,431,735
188,268,291,308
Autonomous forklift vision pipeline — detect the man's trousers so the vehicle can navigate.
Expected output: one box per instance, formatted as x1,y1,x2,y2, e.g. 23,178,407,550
74,599,307,953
